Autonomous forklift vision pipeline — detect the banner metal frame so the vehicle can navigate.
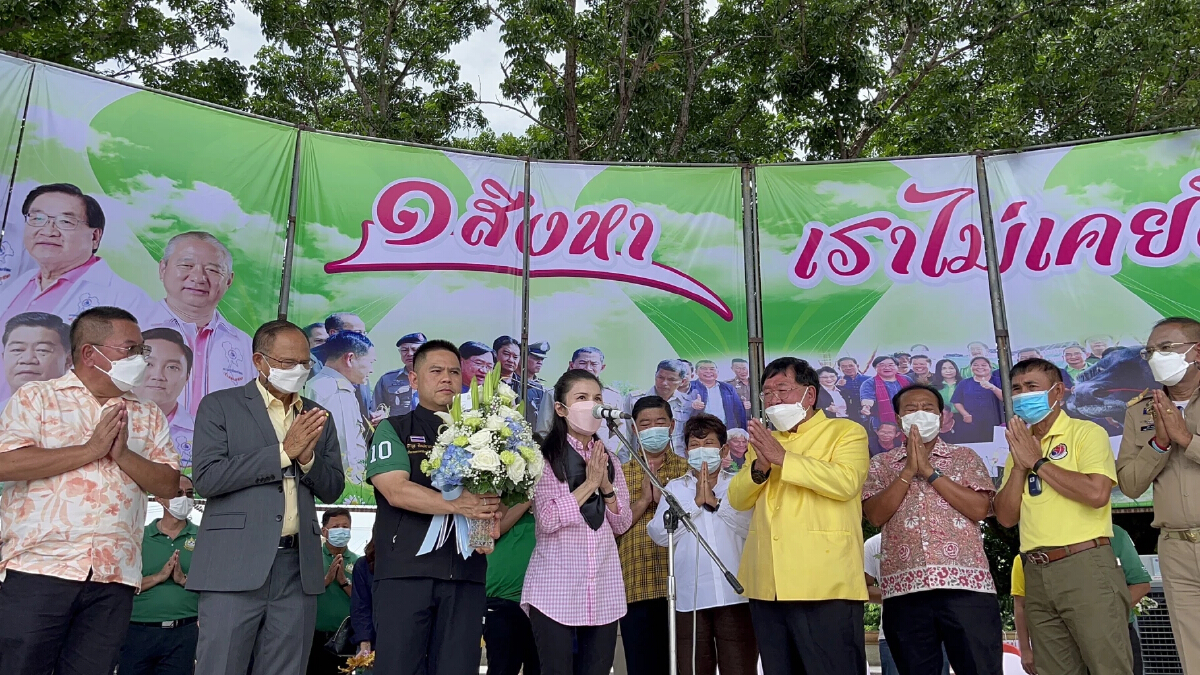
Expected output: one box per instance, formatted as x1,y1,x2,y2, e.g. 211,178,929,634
0,58,35,248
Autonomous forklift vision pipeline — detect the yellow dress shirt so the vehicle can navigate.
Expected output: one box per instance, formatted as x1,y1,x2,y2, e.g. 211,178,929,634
727,411,869,602
256,379,316,536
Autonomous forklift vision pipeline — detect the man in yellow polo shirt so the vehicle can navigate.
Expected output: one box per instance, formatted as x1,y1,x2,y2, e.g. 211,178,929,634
995,358,1132,675
729,357,869,675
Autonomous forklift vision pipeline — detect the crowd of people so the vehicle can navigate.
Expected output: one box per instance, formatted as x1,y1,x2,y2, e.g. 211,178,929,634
0,303,1198,675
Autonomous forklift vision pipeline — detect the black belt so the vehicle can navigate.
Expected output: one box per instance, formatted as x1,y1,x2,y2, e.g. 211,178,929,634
131,617,198,628
279,534,299,549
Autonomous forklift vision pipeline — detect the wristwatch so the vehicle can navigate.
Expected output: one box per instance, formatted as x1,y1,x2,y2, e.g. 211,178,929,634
339,581,350,589
751,465,771,484
1031,458,1050,474
925,469,943,484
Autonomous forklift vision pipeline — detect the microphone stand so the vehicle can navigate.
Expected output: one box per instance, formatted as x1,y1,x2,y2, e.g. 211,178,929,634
605,417,744,675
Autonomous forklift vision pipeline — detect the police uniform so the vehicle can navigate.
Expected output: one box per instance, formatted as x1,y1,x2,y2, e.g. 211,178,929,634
516,341,551,433
366,407,487,675
373,367,416,417
117,519,201,675
1117,388,1200,672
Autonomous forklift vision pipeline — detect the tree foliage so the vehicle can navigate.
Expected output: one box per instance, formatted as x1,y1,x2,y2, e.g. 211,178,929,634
6,0,1200,160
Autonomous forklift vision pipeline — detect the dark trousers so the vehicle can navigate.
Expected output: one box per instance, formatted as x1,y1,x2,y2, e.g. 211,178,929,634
0,569,135,675
373,577,486,675
484,597,540,675
879,640,948,675
676,603,758,675
306,630,347,675
619,598,670,675
528,605,618,675
118,622,199,675
748,598,865,675
1131,621,1143,675
882,589,1003,675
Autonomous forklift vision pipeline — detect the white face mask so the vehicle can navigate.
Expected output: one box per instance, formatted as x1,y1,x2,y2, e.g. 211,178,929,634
1149,346,1195,387
266,363,310,394
167,496,194,520
764,387,811,432
900,410,941,443
94,349,148,392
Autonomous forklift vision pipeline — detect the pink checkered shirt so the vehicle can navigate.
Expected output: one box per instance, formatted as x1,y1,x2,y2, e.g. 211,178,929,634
522,435,633,626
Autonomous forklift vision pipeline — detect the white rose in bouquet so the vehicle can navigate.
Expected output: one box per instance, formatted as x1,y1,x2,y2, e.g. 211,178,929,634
485,415,505,431
471,447,503,472
506,453,527,483
468,430,493,451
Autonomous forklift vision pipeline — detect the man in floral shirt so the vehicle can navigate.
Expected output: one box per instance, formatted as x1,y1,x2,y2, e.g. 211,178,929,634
863,383,1003,675
0,306,181,675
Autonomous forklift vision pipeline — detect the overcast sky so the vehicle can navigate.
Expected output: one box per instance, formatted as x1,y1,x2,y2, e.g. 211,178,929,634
217,2,532,137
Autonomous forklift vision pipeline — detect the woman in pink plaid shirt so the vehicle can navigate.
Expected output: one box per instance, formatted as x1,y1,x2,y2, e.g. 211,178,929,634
522,369,633,675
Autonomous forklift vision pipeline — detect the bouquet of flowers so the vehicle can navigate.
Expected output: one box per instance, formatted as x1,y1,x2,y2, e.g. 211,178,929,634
340,652,373,675
420,365,544,552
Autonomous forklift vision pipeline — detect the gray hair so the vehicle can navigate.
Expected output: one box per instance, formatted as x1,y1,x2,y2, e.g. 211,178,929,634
162,231,233,275
656,359,688,379
727,428,749,440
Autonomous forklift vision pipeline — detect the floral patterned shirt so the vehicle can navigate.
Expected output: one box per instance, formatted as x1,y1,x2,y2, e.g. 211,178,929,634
862,439,996,599
0,371,180,587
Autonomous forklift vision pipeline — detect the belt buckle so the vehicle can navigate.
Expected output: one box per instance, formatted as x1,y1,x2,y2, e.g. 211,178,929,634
1027,551,1051,566
1185,530,1200,544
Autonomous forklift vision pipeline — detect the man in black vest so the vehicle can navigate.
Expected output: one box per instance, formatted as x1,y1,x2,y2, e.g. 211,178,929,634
366,339,502,675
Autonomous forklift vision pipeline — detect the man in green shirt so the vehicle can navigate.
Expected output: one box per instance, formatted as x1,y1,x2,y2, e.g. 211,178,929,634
484,502,539,675
1013,524,1152,675
308,508,358,675
118,474,199,675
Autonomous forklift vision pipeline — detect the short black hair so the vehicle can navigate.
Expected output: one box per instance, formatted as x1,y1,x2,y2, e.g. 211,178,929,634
322,508,351,526
69,306,138,361
893,352,911,359
683,413,728,447
761,356,818,389
872,355,897,368
252,319,306,354
4,312,68,350
302,322,324,338
1154,316,1200,342
22,183,105,231
459,341,493,360
325,313,360,333
323,331,373,361
732,358,748,365
837,356,858,366
632,395,673,421
816,366,837,376
493,335,519,352
414,339,460,370
892,384,945,414
1010,357,1062,385
142,327,194,374
911,354,931,363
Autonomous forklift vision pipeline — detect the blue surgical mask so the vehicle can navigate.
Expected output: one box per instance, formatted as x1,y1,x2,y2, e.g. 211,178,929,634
326,527,352,548
1013,387,1058,424
688,447,722,473
638,426,671,453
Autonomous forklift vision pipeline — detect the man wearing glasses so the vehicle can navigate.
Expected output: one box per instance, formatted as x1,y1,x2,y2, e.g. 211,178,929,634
188,319,344,675
0,184,165,331
0,306,181,675
150,231,255,419
1118,316,1200,673
727,356,870,675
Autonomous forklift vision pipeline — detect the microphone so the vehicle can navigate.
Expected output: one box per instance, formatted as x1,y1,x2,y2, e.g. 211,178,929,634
592,403,632,420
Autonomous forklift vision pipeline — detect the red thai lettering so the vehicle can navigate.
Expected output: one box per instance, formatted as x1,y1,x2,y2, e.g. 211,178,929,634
902,183,979,278
373,179,454,246
569,204,629,262
791,228,824,283
626,213,655,262
462,179,524,248
1055,212,1122,268
888,224,919,277
827,217,891,278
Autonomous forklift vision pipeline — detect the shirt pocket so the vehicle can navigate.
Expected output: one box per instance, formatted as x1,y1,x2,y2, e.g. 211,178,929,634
204,512,247,530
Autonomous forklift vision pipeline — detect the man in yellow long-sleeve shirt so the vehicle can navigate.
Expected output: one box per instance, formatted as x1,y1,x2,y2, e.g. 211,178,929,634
728,356,870,675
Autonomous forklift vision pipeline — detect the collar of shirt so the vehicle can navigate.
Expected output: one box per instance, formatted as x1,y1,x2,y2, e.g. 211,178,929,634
318,367,357,392
255,378,303,415
160,302,236,336
887,438,953,462
1039,410,1071,445
167,406,196,433
56,369,140,405
149,518,199,541
43,255,101,288
774,409,829,441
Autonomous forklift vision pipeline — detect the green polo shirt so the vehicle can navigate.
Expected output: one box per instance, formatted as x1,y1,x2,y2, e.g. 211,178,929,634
131,519,200,623
316,545,360,632
485,511,535,602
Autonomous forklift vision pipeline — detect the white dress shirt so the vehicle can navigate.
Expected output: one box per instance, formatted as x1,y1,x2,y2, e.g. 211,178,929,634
647,469,752,612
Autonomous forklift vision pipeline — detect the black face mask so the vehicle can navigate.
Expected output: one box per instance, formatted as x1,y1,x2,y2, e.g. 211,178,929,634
563,443,615,530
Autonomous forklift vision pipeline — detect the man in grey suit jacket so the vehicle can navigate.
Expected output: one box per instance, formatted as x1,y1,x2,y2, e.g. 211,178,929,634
188,320,345,675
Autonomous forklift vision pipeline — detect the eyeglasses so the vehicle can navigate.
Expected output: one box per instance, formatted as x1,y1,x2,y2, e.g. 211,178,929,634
759,387,802,403
91,343,152,358
467,358,494,370
1140,342,1198,360
26,213,86,231
259,353,314,370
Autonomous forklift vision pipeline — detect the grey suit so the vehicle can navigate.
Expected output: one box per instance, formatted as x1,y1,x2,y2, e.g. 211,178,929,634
188,381,345,675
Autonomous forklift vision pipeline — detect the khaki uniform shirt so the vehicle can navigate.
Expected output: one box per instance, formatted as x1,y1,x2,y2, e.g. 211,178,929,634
255,380,315,536
1117,388,1200,530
